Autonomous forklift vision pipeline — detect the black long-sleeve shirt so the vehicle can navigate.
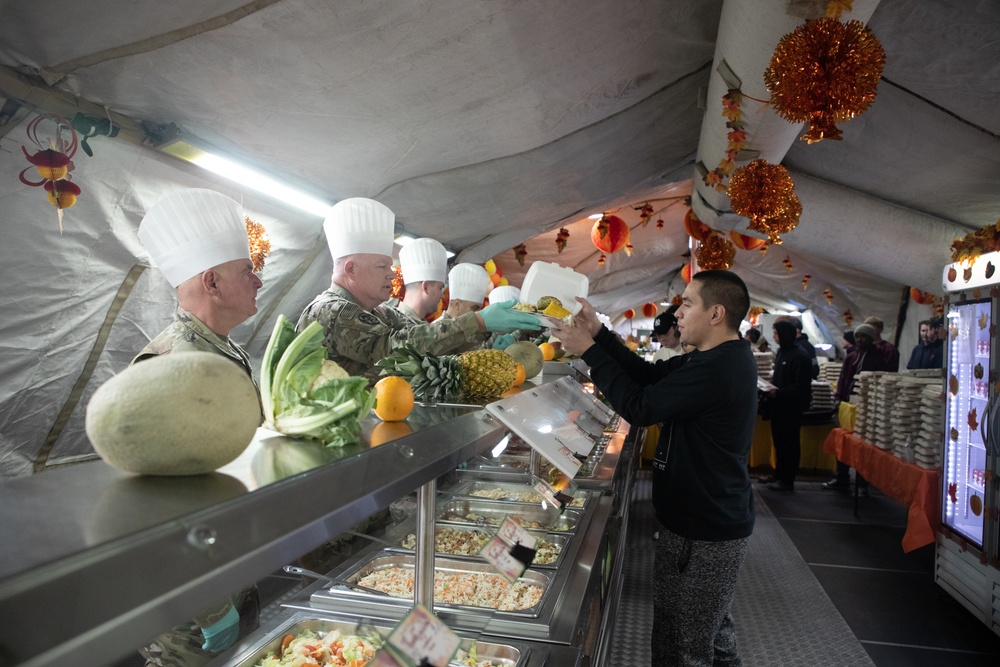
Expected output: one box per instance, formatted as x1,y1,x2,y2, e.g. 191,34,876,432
581,328,757,541
772,344,813,415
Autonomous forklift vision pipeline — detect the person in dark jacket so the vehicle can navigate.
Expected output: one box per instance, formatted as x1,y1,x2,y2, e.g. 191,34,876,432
550,270,756,667
789,317,820,379
764,320,813,492
906,319,944,369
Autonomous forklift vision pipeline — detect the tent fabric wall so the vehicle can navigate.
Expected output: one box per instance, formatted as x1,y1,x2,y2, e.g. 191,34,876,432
0,116,327,476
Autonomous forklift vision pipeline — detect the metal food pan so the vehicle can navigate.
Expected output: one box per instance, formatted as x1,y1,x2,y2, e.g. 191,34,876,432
389,522,570,569
334,553,551,618
436,498,582,533
442,479,589,509
227,612,524,667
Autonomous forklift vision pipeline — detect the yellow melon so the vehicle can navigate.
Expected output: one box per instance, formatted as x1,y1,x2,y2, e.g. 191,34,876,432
85,351,260,475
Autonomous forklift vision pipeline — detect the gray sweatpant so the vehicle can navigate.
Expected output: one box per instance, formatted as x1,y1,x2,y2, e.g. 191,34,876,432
652,527,750,666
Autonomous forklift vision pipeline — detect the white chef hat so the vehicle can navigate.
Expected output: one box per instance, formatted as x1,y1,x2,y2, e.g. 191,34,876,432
138,189,250,288
489,285,521,305
448,263,491,303
399,238,448,284
323,197,395,260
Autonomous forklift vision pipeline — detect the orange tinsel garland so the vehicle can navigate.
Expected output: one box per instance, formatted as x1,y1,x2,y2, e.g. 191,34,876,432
728,160,795,225
390,265,405,300
749,193,802,246
245,217,271,273
695,234,736,270
764,18,886,144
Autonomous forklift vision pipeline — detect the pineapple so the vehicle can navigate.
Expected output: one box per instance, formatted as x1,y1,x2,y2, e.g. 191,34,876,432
376,347,517,402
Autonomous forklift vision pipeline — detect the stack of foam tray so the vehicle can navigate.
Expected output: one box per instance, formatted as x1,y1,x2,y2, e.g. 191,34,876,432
891,374,927,459
873,372,903,450
819,362,842,385
850,371,878,443
808,380,837,412
914,379,945,469
753,351,773,380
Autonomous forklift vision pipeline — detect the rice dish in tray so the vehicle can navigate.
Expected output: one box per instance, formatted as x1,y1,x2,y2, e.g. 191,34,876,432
469,487,585,507
356,567,543,611
400,527,562,564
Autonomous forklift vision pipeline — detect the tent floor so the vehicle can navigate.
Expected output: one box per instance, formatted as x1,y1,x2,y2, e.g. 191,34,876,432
609,470,1000,666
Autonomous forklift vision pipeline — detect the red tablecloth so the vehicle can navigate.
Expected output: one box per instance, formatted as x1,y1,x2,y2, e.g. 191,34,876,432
823,428,941,553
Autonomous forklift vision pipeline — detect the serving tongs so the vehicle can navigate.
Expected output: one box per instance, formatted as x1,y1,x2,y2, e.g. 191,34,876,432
283,565,390,597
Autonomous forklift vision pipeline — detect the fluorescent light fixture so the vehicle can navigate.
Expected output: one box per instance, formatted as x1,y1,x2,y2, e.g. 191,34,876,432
588,214,604,219
491,434,511,458
161,141,332,217
445,250,456,259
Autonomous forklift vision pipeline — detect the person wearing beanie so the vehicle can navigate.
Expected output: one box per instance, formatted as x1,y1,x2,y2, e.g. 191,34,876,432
298,199,539,382
651,305,683,361
864,315,900,371
783,317,819,379
822,322,893,490
133,188,262,664
390,238,448,323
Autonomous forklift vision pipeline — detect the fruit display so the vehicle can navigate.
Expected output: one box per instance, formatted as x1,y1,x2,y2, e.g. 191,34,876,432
85,351,260,475
372,376,414,421
376,347,518,402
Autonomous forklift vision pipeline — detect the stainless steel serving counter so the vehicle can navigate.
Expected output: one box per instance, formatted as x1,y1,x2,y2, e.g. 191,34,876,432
0,405,502,667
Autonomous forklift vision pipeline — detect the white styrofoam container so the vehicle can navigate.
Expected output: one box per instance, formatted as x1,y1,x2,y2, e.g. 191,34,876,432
520,261,589,315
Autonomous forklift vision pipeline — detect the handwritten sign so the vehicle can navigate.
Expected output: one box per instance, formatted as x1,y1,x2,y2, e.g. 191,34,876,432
497,517,537,550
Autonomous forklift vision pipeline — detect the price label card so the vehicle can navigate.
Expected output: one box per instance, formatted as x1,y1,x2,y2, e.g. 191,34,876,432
533,480,564,510
497,517,537,550
385,604,461,667
480,534,528,581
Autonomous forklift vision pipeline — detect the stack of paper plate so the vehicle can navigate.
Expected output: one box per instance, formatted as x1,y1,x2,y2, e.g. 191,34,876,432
753,352,773,380
874,373,902,450
819,362,842,385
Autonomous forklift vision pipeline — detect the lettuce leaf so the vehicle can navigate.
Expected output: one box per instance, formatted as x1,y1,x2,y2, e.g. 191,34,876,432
261,316,373,447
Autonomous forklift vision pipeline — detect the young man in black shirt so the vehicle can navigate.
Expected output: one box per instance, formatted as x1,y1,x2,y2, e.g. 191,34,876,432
550,270,756,666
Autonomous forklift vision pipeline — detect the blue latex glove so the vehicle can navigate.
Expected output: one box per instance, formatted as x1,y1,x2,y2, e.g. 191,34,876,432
480,300,541,333
492,333,517,350
201,604,240,653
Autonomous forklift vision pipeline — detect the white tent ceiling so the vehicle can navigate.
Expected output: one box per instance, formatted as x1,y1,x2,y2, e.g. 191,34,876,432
0,0,997,476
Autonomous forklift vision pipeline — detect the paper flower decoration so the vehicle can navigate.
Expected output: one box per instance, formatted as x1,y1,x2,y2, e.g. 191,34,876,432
641,303,658,318
656,218,664,230
764,18,886,144
844,308,854,327
625,243,633,257
823,288,834,305
782,256,794,273
623,308,636,320
802,273,811,290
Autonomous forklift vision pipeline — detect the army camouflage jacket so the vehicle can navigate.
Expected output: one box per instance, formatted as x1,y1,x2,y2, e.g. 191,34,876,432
298,284,486,383
384,297,424,325
133,307,256,380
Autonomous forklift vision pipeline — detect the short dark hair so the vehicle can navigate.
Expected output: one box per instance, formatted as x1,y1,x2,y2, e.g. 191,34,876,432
918,319,930,328
691,270,750,332
929,316,944,328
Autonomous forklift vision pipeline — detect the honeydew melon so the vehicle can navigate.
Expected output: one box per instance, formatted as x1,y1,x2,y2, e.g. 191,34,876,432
85,351,260,475
504,341,544,380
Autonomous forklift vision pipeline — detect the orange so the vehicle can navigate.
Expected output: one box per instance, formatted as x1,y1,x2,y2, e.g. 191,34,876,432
538,342,556,361
370,420,412,447
501,386,523,398
373,376,414,421
513,363,526,386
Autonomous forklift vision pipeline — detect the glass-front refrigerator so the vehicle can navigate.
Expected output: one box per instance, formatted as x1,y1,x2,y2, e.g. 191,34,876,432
942,297,990,547
937,254,1000,638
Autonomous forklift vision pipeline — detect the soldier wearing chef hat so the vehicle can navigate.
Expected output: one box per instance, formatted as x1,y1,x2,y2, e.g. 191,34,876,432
134,188,262,380
298,198,540,383
133,188,261,664
388,237,449,324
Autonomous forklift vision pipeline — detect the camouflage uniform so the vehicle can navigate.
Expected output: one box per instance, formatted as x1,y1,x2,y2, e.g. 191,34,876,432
384,297,424,325
132,307,260,667
298,285,489,383
133,307,257,392
435,310,492,353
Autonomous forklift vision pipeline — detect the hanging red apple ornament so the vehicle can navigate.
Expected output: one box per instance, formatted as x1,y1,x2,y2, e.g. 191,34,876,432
591,215,630,265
